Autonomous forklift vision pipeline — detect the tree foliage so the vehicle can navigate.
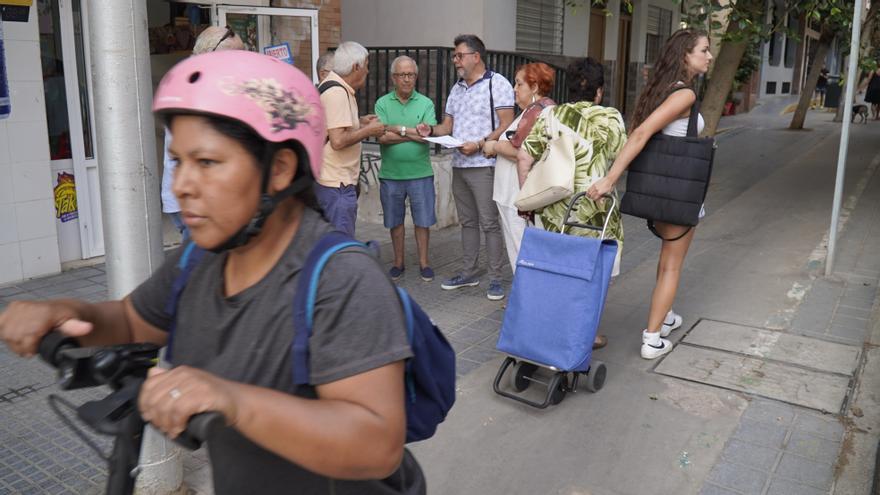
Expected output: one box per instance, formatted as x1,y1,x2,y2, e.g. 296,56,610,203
562,0,876,131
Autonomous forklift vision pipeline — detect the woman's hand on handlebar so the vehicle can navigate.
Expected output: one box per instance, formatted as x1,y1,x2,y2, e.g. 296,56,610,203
138,366,239,440
586,177,615,202
0,300,93,358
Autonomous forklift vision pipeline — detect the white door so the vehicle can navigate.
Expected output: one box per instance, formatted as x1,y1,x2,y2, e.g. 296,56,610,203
215,5,320,83
39,0,103,261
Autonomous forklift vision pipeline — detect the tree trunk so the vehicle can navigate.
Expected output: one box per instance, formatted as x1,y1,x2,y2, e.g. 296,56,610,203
789,27,834,129
702,39,749,136
701,0,764,136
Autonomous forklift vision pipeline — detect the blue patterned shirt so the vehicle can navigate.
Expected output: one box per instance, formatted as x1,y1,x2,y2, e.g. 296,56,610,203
445,71,515,168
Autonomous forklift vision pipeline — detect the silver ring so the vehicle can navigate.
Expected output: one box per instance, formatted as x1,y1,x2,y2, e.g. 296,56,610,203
169,388,182,400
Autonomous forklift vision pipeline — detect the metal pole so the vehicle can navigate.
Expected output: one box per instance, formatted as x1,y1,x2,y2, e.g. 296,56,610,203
825,0,864,276
86,1,178,493
87,0,164,296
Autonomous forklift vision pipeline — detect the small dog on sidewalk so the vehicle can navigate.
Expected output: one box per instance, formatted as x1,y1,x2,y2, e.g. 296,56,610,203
852,104,869,124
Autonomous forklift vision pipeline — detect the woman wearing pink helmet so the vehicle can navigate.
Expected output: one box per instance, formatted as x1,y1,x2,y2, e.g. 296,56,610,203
0,51,424,494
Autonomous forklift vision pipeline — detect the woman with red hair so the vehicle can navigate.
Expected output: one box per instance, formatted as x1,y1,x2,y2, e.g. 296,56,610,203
483,62,555,270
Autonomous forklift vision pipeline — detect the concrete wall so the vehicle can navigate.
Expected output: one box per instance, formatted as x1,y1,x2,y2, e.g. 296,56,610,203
482,0,516,51
341,0,482,48
0,9,62,284
341,0,516,51
357,151,458,229
563,5,589,57
602,0,621,60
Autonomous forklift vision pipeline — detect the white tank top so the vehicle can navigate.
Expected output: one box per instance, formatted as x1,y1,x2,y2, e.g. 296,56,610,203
662,113,704,136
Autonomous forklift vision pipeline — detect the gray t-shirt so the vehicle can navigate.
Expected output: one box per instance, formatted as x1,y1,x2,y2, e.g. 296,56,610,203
130,208,422,495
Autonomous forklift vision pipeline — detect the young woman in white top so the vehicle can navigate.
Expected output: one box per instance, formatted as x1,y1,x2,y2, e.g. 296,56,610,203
587,29,713,360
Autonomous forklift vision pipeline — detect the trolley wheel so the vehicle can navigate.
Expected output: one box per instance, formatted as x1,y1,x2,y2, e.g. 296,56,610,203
585,361,607,393
510,361,538,392
548,374,567,405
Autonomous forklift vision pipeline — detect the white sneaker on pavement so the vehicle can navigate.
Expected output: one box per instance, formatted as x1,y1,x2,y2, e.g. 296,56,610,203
659,310,682,338
641,330,674,359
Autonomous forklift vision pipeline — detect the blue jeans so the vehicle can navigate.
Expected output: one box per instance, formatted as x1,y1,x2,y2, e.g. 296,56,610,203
379,177,436,229
313,182,359,237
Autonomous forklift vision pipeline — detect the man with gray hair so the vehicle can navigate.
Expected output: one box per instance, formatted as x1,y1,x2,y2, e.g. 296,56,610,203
192,25,245,54
375,56,438,282
316,51,334,82
161,26,245,243
315,41,385,236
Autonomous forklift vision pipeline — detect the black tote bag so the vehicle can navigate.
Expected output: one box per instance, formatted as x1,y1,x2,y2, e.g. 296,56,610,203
620,100,715,239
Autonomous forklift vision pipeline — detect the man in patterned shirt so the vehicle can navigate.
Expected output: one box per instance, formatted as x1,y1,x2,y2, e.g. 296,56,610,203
417,34,514,300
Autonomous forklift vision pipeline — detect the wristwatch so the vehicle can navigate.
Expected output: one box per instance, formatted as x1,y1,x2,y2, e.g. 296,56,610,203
400,126,407,137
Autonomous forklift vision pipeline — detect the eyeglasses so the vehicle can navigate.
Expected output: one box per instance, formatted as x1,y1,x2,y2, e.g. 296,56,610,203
393,72,417,79
212,26,235,52
452,52,476,61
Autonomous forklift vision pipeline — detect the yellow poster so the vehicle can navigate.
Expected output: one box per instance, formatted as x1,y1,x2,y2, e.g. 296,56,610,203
54,172,78,223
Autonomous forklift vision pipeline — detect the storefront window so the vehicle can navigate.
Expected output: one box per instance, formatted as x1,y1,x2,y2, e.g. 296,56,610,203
72,0,94,159
227,14,259,52
38,0,72,160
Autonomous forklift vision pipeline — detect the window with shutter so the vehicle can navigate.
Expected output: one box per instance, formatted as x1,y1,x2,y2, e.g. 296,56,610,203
645,5,672,65
516,0,564,55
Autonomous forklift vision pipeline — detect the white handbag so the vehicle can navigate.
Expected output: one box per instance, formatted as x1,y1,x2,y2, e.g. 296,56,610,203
514,109,592,211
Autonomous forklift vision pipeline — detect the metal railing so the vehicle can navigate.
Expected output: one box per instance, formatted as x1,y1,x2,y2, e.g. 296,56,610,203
356,46,567,127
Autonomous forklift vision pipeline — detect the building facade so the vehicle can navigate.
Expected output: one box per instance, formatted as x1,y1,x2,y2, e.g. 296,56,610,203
341,0,684,114
0,0,340,285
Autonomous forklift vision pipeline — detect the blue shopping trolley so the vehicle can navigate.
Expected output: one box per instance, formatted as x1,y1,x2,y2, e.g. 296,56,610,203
493,192,618,408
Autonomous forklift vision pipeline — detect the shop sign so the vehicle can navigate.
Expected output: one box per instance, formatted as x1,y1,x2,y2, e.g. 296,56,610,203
54,172,78,223
263,42,293,65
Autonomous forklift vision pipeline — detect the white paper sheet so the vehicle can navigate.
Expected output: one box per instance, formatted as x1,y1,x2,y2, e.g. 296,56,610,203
424,135,465,148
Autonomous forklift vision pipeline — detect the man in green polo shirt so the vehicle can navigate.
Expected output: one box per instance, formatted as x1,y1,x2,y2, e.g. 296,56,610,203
376,56,438,282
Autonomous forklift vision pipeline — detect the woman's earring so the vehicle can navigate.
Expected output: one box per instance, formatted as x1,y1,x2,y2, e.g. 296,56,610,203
531,94,537,104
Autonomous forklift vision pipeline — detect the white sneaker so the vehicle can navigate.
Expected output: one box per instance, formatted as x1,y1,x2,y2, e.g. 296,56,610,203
641,337,674,359
659,310,682,338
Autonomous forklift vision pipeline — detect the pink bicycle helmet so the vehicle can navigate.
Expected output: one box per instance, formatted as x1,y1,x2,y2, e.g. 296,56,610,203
154,51,326,251
153,50,324,178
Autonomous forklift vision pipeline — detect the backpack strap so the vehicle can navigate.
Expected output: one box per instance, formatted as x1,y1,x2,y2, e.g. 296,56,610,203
488,71,496,130
396,287,417,403
317,80,345,95
318,80,351,144
164,242,206,363
291,231,367,386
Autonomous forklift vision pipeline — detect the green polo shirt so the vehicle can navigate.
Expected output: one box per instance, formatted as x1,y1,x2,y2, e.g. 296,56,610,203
375,90,437,180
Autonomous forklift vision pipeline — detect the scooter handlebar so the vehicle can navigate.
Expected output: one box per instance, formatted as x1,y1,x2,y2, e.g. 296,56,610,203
174,412,225,450
37,331,79,368
38,331,223,449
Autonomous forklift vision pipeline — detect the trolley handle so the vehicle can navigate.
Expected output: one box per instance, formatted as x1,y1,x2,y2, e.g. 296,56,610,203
561,191,617,239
